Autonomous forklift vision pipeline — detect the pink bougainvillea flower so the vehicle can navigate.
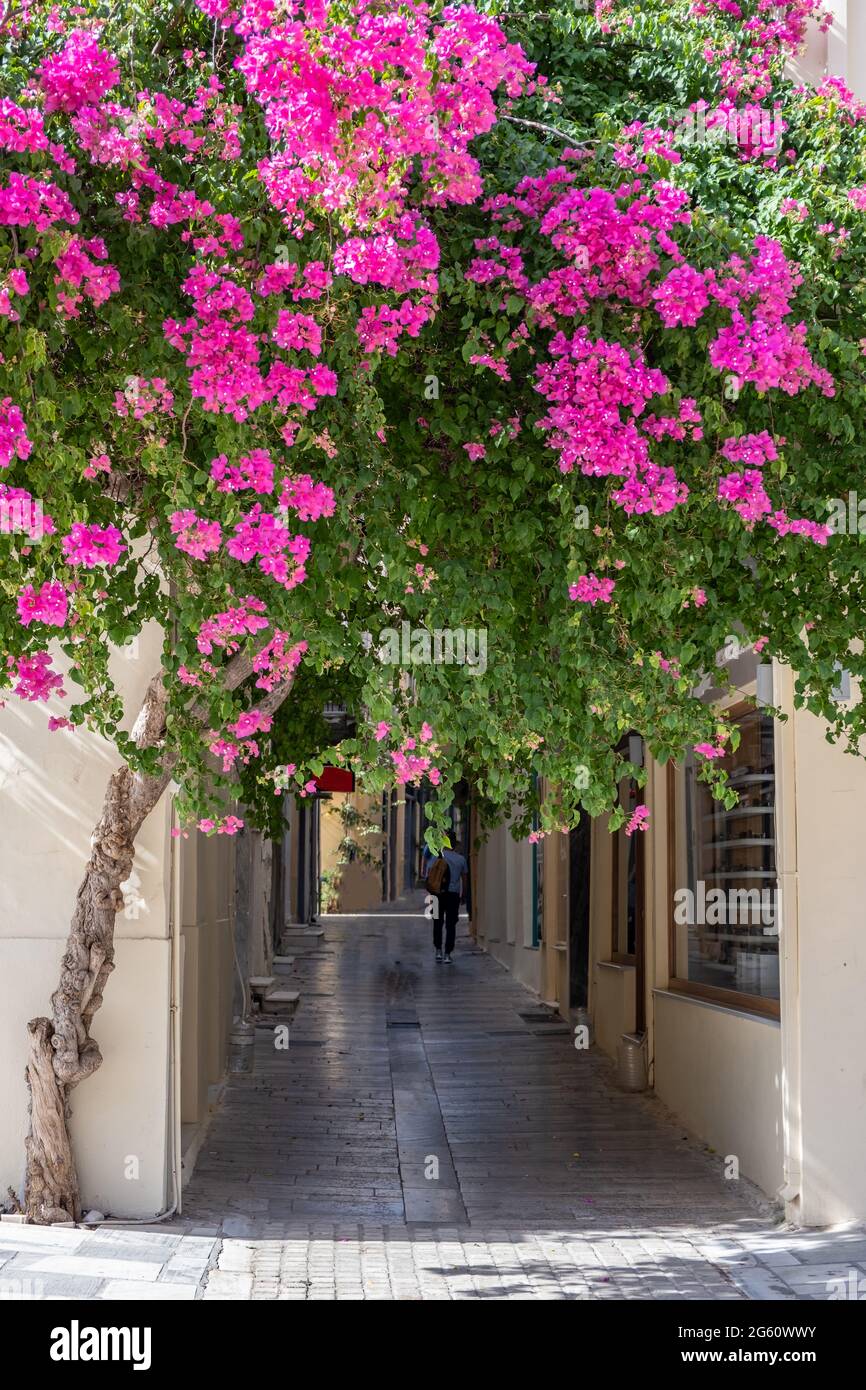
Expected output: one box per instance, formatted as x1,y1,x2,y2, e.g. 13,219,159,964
625,805,650,836
17,580,68,628
38,31,120,114
83,452,111,480
569,573,615,605
0,398,32,469
61,522,126,567
7,651,65,702
170,510,223,560
694,742,727,760
210,449,274,494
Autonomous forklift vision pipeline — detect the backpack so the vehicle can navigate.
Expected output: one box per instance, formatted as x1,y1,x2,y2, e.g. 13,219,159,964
426,855,451,894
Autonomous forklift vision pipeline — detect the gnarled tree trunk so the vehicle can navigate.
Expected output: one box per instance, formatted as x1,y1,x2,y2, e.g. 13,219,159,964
23,676,173,1224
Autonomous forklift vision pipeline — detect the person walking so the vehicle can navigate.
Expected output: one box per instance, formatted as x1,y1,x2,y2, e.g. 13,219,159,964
424,844,468,964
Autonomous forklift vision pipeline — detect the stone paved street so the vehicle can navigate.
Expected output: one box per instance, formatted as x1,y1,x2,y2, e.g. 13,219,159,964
3,908,866,1301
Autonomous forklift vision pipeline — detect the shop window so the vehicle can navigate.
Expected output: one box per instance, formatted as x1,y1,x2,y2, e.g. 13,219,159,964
671,704,779,1011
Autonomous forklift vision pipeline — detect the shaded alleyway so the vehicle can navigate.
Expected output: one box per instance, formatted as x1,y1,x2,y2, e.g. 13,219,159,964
177,906,801,1299
7,907,866,1300
185,909,766,1233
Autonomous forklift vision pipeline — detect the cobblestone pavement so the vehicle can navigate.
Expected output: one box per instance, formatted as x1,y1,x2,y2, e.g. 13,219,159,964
5,909,866,1301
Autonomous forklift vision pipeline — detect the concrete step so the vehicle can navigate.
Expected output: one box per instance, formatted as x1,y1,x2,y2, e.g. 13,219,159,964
261,989,300,1013
248,976,276,999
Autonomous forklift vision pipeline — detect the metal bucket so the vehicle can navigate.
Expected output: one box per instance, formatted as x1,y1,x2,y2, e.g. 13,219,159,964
617,1032,648,1092
228,1021,255,1075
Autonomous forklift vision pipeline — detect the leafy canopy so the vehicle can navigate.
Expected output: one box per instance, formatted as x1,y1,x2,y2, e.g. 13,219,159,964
1,0,864,847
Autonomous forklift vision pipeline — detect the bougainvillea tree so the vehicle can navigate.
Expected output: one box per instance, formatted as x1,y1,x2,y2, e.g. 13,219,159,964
2,0,865,1219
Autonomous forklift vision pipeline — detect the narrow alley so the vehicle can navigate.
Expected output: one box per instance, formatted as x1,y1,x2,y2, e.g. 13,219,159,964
6,907,864,1302
184,907,764,1236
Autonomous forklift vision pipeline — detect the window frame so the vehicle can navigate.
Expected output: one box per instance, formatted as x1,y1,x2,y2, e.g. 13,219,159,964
665,722,781,1021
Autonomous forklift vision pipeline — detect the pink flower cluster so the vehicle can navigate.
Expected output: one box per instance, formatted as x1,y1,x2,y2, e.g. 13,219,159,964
0,173,78,233
210,449,275,494
704,239,835,397
208,707,274,772
0,268,29,320
718,471,830,545
83,452,111,480
194,815,244,836
624,804,650,837
170,510,223,560
53,235,120,318
61,522,126,568
569,573,616,605
114,377,174,419
391,726,441,788
37,30,120,114
0,398,32,469
0,484,54,539
652,263,709,327
232,2,533,234
720,431,780,466
535,329,688,517
7,651,65,702
471,145,834,553
279,474,335,521
0,98,73,174
273,311,322,356
694,741,727,760
165,267,337,422
17,581,68,628
355,299,434,358
227,507,311,589
689,1,830,104
196,596,269,655
333,217,439,295
253,632,307,692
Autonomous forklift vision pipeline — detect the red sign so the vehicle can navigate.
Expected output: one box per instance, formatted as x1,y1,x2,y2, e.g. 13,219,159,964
314,766,355,793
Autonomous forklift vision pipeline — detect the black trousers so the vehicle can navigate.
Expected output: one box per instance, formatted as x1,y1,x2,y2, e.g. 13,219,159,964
433,893,460,953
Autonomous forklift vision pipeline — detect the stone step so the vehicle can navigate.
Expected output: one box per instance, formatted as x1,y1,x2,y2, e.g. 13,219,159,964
261,989,300,1012
248,976,276,997
273,956,295,972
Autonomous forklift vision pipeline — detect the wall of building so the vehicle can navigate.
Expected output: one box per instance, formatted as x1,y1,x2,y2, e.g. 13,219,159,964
179,829,235,1150
319,791,386,912
783,697,866,1225
474,818,541,996
0,621,174,1218
653,991,783,1198
793,1,866,98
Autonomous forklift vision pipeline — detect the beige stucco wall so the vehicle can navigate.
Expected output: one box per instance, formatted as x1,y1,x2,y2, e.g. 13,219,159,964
320,791,384,912
653,991,784,1199
0,621,174,1217
475,818,541,996
782,697,866,1225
